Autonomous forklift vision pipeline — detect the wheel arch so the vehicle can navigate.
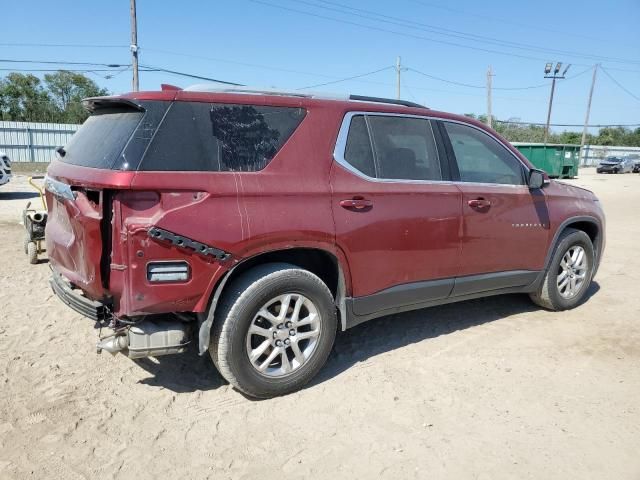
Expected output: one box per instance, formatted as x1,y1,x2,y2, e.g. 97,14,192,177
198,246,350,355
546,216,603,271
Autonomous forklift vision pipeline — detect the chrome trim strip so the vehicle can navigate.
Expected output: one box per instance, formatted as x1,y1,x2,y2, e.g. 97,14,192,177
333,111,452,185
44,175,76,201
333,111,530,187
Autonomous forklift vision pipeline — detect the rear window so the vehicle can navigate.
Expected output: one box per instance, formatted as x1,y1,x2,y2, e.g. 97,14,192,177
141,102,307,171
59,101,305,171
61,107,144,169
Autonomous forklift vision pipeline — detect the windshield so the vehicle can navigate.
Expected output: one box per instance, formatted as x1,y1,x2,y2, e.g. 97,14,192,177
604,157,622,163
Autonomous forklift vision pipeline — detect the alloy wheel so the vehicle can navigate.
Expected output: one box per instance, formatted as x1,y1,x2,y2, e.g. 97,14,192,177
245,293,321,377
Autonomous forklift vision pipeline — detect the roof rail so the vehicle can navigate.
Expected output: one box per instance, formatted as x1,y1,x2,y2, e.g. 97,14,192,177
348,95,427,109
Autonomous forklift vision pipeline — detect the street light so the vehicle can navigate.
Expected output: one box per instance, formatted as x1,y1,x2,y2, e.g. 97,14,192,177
544,62,570,144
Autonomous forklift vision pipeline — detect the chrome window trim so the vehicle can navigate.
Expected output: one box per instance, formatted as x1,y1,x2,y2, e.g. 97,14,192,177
333,111,451,185
333,111,531,187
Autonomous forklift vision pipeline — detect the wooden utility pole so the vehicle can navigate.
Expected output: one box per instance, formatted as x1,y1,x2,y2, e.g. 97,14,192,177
130,0,139,92
396,56,402,99
580,64,599,164
486,65,493,128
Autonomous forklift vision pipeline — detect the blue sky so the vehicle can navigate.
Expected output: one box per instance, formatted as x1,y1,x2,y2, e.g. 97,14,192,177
2,0,639,131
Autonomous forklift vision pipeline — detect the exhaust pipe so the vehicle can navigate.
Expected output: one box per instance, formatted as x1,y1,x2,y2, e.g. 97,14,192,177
97,319,190,359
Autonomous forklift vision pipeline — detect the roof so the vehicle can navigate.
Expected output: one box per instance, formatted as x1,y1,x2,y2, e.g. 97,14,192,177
182,84,427,109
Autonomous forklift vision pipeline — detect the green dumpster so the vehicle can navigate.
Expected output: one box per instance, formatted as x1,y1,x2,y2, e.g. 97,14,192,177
511,143,580,178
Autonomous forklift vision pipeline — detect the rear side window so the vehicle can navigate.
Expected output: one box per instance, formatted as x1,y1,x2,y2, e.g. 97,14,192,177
339,114,441,181
344,115,376,177
367,116,441,181
141,102,306,171
443,122,525,185
61,107,144,169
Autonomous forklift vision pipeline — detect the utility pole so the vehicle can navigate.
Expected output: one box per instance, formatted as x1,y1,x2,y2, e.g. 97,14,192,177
580,64,598,165
486,65,493,128
130,0,139,92
396,56,402,99
543,62,570,144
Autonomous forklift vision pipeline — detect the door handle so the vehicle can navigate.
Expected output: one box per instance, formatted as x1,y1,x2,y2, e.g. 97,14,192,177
467,198,491,209
340,198,373,210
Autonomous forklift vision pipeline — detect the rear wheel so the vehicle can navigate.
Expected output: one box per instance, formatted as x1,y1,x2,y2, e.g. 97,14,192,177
210,263,337,398
530,228,595,311
27,241,38,264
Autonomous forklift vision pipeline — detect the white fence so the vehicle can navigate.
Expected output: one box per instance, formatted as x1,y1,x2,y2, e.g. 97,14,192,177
581,145,640,166
0,121,80,163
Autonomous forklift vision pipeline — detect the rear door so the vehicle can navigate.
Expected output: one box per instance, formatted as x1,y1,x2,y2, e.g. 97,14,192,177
331,112,462,317
438,120,549,296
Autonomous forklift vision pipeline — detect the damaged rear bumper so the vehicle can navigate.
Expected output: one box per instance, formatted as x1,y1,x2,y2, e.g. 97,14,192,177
50,270,112,322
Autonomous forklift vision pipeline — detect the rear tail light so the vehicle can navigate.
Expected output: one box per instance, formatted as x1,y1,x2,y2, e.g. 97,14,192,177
147,261,190,283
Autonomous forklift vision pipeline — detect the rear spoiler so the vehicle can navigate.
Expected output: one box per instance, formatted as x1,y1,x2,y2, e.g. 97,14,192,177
82,96,145,113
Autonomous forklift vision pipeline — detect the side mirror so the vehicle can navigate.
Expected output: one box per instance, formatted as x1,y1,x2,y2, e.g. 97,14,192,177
528,169,548,189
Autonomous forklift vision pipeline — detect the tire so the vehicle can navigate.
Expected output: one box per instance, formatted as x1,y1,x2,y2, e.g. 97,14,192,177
210,263,337,398
530,228,595,311
27,241,38,265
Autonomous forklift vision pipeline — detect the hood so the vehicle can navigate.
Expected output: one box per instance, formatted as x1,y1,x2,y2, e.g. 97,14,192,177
550,179,597,201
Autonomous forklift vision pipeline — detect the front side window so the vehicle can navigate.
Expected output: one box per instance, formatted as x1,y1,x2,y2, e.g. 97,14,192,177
142,102,306,171
340,114,441,181
443,122,525,185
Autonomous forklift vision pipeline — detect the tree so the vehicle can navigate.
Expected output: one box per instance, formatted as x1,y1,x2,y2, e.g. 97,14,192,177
44,71,108,123
0,73,55,121
0,70,108,123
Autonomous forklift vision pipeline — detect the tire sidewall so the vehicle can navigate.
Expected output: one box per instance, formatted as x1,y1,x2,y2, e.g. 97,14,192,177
217,267,337,397
547,231,595,309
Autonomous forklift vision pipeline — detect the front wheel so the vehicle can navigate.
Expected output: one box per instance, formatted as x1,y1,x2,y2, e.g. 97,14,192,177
530,228,595,311
210,263,337,398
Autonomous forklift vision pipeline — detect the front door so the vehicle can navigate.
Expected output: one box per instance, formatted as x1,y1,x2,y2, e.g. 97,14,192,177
439,120,549,295
331,113,462,316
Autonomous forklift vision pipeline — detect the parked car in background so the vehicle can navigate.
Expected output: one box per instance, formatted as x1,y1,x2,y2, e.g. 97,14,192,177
0,152,12,187
627,154,640,173
596,156,634,174
45,86,606,398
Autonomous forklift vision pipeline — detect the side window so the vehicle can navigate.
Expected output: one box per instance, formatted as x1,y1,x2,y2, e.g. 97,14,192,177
344,115,376,178
367,116,441,181
443,122,525,185
141,102,306,171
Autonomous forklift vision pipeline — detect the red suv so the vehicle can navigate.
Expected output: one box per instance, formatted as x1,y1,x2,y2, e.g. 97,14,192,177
45,86,605,398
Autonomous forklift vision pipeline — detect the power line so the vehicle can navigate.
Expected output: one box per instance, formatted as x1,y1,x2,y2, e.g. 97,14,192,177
407,65,592,90
408,0,611,44
495,120,640,127
248,0,640,67
0,68,126,73
0,58,127,68
297,0,640,66
144,47,337,79
297,66,394,90
600,66,640,102
140,64,243,85
0,42,128,48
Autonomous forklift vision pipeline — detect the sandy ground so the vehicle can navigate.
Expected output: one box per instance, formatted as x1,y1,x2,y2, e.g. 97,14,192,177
0,170,639,480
